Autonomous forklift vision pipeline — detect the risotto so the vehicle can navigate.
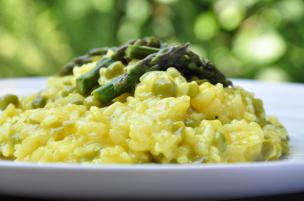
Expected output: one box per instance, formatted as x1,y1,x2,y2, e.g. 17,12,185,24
0,37,288,164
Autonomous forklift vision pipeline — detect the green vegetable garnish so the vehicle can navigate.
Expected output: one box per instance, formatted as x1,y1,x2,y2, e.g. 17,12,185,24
0,94,19,110
32,95,47,109
58,37,232,105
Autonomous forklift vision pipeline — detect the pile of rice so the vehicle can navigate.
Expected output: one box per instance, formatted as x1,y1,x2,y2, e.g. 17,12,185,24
0,65,288,163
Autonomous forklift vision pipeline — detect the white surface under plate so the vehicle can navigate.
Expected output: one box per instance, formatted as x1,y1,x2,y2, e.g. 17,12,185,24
0,78,303,200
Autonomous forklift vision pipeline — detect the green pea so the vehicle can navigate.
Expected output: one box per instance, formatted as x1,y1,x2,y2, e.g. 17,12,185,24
0,94,19,110
152,78,176,98
32,96,47,109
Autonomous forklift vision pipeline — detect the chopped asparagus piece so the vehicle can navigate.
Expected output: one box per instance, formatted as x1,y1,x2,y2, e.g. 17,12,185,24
0,94,19,110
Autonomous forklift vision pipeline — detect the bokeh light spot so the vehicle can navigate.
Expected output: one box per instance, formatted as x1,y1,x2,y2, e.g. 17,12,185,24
211,47,242,76
92,0,114,13
117,21,140,43
154,0,177,4
215,0,244,30
194,12,218,41
64,0,92,19
153,17,174,38
276,0,304,21
126,0,150,24
260,8,282,27
233,29,286,64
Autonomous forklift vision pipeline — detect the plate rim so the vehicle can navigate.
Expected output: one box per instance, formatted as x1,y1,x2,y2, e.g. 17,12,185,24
0,160,303,171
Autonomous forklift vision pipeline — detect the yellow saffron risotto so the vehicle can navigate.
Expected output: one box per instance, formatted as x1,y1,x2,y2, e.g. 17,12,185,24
0,65,288,164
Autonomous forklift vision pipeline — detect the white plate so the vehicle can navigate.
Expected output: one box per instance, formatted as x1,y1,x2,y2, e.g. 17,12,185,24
0,78,303,200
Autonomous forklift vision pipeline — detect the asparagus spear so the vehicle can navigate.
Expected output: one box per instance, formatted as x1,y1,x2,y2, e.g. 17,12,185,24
88,47,109,56
125,45,159,59
172,50,232,87
133,36,161,47
59,55,92,76
76,57,114,95
62,37,231,102
92,44,189,104
194,58,232,87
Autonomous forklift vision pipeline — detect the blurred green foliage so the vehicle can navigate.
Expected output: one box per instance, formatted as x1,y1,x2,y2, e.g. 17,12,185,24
1,0,304,82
